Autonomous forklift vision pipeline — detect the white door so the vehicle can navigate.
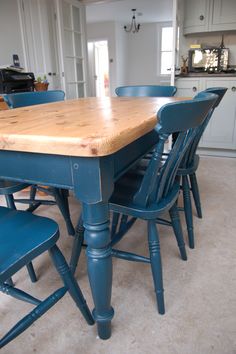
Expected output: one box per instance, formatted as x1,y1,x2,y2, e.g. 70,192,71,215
18,0,62,90
44,0,61,90
55,0,88,99
88,41,110,97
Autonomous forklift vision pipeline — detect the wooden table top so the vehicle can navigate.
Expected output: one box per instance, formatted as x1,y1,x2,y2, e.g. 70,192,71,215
0,96,187,157
0,96,9,111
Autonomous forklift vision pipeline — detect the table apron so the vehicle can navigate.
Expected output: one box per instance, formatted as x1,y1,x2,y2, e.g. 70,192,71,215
0,129,159,203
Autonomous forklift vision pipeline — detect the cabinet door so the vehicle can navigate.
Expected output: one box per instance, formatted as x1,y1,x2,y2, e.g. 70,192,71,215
176,79,201,97
183,0,209,34
211,0,236,31
200,79,236,150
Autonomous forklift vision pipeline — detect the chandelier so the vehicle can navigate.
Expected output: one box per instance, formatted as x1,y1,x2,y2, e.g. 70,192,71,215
124,9,140,33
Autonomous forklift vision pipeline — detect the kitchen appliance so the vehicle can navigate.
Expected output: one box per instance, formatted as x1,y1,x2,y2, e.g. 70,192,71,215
0,69,35,94
188,47,229,73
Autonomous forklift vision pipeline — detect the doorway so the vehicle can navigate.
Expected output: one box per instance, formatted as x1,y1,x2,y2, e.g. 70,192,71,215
88,40,110,97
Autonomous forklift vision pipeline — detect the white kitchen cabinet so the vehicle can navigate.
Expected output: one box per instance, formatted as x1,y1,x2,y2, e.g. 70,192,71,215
200,78,236,150
211,0,236,31
183,0,210,35
176,77,236,153
174,78,202,97
183,0,236,34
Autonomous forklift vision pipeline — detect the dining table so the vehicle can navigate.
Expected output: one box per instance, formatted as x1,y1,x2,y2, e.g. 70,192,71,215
0,95,186,339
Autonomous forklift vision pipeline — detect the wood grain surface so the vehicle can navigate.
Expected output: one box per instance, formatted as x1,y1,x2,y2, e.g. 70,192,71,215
0,96,187,157
0,96,8,111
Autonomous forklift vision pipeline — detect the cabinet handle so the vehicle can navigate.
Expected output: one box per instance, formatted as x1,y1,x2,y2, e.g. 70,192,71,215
231,86,236,92
199,14,204,21
192,86,197,92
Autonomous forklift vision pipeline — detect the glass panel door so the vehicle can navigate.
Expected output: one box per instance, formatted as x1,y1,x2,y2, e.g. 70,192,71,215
56,0,87,99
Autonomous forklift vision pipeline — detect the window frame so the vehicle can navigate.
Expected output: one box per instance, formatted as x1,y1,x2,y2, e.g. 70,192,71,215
157,22,173,79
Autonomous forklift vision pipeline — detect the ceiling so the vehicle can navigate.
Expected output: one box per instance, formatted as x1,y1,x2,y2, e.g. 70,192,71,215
85,0,173,24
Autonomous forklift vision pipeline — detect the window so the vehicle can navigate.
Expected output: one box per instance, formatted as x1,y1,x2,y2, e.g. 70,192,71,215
160,26,173,75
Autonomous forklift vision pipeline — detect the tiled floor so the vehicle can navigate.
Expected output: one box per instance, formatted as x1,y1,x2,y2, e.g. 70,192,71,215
0,156,236,354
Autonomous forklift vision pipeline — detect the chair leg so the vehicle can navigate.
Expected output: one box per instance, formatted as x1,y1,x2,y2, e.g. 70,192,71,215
26,263,37,283
52,188,75,236
27,185,42,213
5,195,37,283
0,286,67,349
189,173,202,219
30,185,37,200
169,203,187,261
70,215,85,275
182,175,195,249
148,221,165,315
5,194,16,209
111,212,120,238
6,278,14,287
49,245,94,325
118,214,129,234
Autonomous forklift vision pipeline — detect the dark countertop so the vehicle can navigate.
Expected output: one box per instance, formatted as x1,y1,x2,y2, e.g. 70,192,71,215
176,72,236,78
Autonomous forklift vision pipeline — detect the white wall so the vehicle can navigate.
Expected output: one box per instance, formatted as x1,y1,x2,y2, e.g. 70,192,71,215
86,21,171,93
126,23,162,85
115,22,128,88
0,0,25,67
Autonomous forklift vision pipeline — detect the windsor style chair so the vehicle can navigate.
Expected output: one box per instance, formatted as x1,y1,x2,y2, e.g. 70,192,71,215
2,90,74,236
176,87,227,248
115,85,177,97
0,206,94,349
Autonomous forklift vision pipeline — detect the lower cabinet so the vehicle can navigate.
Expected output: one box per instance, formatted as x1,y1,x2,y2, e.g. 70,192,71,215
175,77,236,154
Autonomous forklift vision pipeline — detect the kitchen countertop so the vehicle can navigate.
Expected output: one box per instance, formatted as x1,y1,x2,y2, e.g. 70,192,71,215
176,72,236,78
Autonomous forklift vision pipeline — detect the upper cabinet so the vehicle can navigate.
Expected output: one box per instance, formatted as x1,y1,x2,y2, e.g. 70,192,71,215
211,0,236,31
183,0,236,35
183,0,210,34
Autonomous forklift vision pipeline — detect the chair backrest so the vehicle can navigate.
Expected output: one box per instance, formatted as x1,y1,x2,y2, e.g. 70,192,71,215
133,92,218,207
3,90,65,109
181,87,227,167
115,85,177,97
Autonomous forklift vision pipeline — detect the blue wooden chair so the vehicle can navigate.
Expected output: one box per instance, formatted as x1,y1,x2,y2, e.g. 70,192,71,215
3,90,65,108
2,90,74,237
0,180,37,284
69,93,218,314
108,93,217,314
115,85,177,97
176,87,227,248
0,206,94,349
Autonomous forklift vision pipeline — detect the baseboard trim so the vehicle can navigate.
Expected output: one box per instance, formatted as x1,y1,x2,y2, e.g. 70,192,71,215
197,147,236,158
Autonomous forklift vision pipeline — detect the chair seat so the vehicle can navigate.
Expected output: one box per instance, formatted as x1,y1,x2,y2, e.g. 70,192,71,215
0,179,29,195
110,172,180,219
177,155,200,176
0,206,59,282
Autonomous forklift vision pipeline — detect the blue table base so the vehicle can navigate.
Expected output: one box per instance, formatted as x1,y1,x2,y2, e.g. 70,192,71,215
0,129,159,338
